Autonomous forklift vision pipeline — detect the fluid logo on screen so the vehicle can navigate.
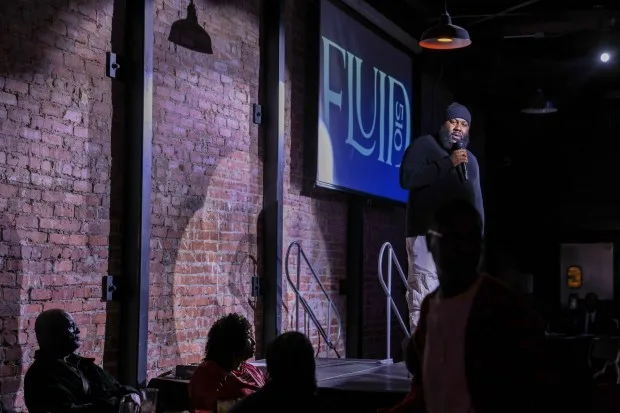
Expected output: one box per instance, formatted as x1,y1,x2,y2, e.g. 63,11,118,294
317,0,412,202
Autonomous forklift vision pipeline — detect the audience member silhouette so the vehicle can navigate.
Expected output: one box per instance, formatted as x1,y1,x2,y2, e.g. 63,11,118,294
24,309,140,413
382,200,551,413
578,292,618,335
230,331,333,413
188,313,266,411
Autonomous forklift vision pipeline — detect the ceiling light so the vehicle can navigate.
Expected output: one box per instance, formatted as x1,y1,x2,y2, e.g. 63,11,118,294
419,11,472,50
521,90,557,114
168,0,213,55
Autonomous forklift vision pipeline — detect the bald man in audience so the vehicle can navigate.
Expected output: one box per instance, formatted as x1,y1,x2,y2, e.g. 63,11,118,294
24,309,140,413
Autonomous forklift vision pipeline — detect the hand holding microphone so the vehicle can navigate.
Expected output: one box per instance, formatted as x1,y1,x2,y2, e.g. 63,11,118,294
450,141,468,182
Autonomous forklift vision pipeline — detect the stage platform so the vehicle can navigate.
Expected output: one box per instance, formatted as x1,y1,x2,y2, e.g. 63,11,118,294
148,358,411,413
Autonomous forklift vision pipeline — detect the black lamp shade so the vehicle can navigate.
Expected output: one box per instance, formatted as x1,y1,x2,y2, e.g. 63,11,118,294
168,2,213,54
419,12,471,50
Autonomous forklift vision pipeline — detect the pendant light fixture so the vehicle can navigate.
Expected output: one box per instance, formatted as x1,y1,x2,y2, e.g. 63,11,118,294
521,89,557,114
168,0,213,54
419,0,471,50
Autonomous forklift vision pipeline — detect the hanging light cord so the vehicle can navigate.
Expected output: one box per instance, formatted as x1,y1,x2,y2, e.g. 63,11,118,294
432,61,445,128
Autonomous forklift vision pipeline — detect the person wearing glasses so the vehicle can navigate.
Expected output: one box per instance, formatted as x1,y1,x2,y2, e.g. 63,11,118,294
380,201,562,413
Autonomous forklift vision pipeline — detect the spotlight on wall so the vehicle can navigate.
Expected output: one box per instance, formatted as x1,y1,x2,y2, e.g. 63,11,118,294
168,0,213,54
600,52,611,63
521,89,557,115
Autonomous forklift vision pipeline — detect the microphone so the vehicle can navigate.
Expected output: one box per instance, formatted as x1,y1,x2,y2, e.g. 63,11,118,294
451,140,468,183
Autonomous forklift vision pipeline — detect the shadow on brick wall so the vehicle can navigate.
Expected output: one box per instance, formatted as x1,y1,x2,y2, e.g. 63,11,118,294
158,145,263,371
145,0,263,374
224,0,264,349
1,1,117,410
0,221,23,413
0,5,55,406
0,6,30,400
0,1,84,411
0,0,266,401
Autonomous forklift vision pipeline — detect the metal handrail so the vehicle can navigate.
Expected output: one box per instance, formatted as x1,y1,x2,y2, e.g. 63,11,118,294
377,242,410,364
285,241,342,358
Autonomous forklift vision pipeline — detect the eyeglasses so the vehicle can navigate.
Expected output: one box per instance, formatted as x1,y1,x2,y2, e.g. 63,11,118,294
426,229,481,245
427,229,443,238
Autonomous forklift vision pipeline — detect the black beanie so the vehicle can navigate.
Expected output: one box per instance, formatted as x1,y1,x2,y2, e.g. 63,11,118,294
445,102,471,125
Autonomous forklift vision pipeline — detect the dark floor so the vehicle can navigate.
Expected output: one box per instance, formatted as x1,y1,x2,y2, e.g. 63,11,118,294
150,358,411,413
250,357,411,394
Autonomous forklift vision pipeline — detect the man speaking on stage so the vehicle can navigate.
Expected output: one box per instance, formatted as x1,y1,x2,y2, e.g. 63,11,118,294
400,102,484,331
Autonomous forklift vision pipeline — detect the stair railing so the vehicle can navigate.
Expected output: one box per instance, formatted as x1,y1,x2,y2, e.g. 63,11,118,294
285,241,342,358
377,242,410,364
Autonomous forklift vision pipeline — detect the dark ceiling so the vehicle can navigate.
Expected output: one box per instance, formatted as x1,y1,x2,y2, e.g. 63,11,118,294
365,0,620,109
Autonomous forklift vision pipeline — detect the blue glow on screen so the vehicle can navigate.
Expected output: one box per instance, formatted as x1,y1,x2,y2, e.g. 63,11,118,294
317,0,413,202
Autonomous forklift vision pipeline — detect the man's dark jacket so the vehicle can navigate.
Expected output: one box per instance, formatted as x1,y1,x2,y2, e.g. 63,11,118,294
25,351,138,413
400,134,484,237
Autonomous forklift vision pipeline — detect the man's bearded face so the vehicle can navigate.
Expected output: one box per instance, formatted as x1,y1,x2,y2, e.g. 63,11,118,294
439,118,470,150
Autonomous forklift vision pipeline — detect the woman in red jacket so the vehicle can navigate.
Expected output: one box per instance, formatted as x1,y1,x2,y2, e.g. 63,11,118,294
189,313,266,412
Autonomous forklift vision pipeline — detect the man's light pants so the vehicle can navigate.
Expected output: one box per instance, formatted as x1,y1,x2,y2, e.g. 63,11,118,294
406,236,439,332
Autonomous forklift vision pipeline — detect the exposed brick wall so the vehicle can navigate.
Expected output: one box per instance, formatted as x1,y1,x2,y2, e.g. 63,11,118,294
0,1,114,410
148,0,349,373
281,0,348,357
147,0,263,377
0,0,409,410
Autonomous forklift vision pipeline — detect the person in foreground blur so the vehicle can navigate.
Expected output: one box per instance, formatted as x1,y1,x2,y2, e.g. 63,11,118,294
386,200,549,413
189,313,266,411
24,309,140,413
230,331,332,413
400,103,484,332
377,335,424,413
